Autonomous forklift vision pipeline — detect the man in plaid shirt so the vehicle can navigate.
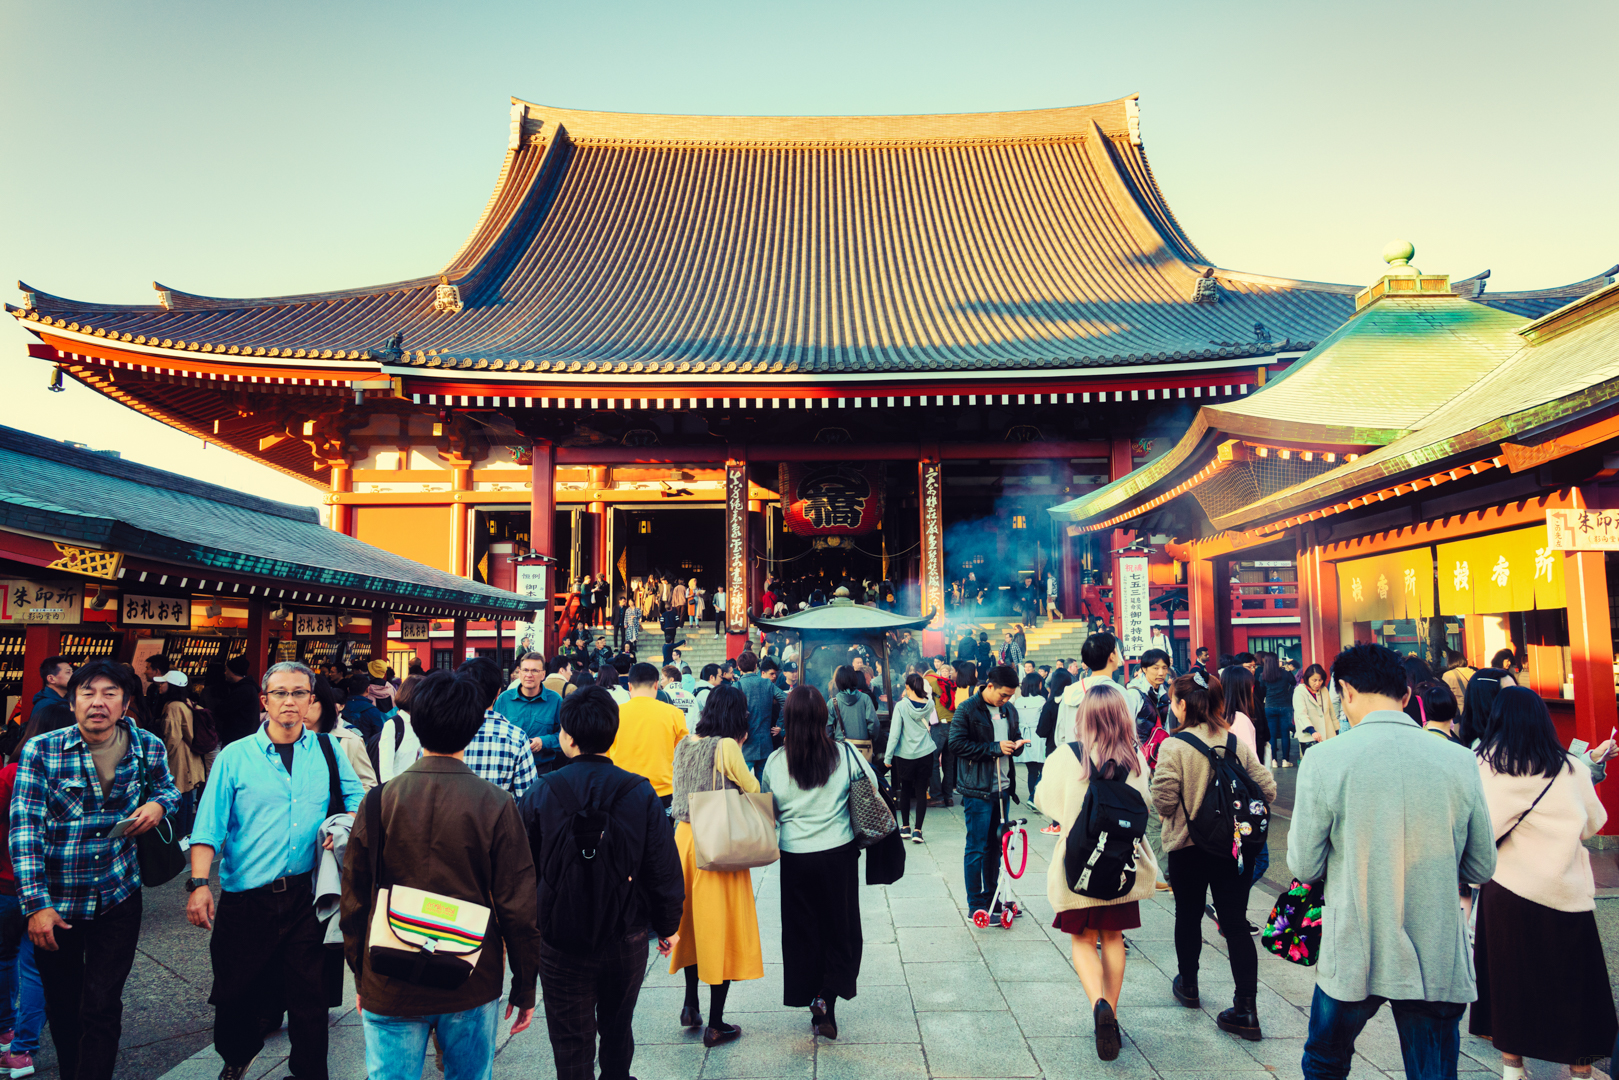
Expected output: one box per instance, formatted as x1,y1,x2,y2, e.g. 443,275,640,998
457,657,537,797
10,660,179,1080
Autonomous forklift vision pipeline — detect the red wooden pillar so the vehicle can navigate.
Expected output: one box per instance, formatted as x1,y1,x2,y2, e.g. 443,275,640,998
1186,547,1219,661
245,598,272,681
371,613,391,672
1564,549,1619,831
328,461,353,536
530,442,556,657
451,617,468,670
1298,542,1339,670
18,625,63,714
725,452,750,659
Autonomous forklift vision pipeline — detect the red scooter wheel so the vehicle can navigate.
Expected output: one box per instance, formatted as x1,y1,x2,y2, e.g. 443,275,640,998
972,909,991,929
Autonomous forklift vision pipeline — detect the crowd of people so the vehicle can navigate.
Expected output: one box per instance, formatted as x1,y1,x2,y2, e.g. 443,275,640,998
2,625,1616,1080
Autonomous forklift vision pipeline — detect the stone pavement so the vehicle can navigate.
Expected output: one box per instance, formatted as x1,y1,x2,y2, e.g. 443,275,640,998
150,780,1601,1080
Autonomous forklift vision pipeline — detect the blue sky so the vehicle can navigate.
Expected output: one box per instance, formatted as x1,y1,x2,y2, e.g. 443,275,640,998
2,0,1614,506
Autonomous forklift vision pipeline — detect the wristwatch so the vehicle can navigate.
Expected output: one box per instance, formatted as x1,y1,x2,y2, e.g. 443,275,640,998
183,877,210,893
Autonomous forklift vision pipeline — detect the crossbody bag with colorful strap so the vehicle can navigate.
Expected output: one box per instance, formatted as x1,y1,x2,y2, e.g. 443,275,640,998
363,785,492,989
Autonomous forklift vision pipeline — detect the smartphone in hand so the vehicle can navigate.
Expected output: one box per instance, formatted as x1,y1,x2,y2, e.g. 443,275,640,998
107,817,140,839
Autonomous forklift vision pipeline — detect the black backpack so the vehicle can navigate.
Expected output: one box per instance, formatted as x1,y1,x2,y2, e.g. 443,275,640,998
1063,746,1149,899
1172,732,1270,869
1133,687,1169,746
534,772,643,955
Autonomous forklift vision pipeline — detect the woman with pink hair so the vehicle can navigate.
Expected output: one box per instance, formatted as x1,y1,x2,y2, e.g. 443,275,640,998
1033,681,1158,1061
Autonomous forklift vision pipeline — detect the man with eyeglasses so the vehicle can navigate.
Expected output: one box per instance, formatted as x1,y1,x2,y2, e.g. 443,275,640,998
10,659,179,1080
186,661,364,1080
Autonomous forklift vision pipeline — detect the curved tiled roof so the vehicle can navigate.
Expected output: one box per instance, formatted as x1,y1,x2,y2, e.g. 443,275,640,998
13,97,1597,381
0,425,538,616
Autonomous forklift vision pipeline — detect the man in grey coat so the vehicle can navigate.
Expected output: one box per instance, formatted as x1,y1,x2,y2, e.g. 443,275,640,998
1289,643,1495,1080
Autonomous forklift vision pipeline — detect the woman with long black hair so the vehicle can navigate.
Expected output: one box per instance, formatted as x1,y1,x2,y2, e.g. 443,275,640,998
1457,668,1514,748
763,686,880,1040
1471,686,1617,1078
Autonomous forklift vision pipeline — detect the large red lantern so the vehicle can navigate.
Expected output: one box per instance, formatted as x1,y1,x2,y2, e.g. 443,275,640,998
778,463,885,537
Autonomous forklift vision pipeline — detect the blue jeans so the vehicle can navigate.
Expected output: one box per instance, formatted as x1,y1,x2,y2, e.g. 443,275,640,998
962,796,1002,912
1302,986,1465,1080
1266,707,1292,764
362,1000,498,1080
12,938,41,1055
0,894,20,1033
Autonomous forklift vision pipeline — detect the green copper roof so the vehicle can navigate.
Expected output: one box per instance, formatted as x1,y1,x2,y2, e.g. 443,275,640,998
1048,292,1533,525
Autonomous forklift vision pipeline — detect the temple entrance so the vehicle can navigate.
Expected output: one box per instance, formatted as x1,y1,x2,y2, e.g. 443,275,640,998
617,507,724,601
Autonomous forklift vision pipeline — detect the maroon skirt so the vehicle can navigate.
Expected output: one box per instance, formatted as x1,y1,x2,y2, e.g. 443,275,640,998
1053,902,1141,934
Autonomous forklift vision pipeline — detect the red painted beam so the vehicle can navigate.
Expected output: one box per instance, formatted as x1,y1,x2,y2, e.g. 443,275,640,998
554,441,1115,465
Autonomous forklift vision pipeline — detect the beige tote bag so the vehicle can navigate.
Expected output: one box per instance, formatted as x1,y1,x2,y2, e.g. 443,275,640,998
688,741,780,873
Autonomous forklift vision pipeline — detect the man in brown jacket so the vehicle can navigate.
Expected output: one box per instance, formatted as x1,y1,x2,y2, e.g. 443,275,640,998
340,670,541,1080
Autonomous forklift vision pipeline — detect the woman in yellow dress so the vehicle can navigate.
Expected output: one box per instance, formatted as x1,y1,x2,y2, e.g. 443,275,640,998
669,683,764,1047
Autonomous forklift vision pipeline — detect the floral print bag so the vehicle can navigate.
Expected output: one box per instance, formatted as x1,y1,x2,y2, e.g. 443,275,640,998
1261,878,1324,967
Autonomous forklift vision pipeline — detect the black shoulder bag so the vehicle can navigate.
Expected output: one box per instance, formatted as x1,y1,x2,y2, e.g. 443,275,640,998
132,731,187,887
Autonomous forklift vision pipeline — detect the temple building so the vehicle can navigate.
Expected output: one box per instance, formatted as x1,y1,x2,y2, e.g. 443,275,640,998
9,96,1612,661
1050,248,1619,827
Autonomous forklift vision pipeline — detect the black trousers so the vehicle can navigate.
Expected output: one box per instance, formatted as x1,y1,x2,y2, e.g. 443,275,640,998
892,752,935,830
1167,846,1259,996
34,891,142,1080
210,878,329,1080
779,843,862,1006
540,934,649,1080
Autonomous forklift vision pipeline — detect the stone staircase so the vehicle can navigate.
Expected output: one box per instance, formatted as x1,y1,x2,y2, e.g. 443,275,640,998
941,616,1096,672
639,620,729,671
638,615,1099,675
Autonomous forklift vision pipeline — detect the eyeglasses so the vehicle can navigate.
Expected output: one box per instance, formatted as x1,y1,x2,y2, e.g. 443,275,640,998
265,690,313,703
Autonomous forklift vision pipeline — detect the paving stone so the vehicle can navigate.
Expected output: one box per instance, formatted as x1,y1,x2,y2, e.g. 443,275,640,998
1124,1005,1277,1072
976,938,1077,982
905,961,1009,1011
1026,1034,1157,1077
816,1040,929,1080
916,1011,1040,1078
858,941,907,986
831,982,920,1042
890,895,971,927
696,1008,815,1078
896,923,977,963
878,874,952,898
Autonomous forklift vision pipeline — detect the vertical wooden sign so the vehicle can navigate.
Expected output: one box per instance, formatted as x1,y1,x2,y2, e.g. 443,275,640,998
919,458,945,623
725,461,750,634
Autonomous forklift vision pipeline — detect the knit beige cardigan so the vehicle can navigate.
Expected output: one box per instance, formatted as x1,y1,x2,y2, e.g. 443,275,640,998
1032,742,1159,913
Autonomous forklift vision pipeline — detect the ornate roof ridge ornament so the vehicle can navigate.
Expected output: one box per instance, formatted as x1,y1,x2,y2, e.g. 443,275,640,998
1191,266,1220,304
1354,241,1453,311
433,275,462,315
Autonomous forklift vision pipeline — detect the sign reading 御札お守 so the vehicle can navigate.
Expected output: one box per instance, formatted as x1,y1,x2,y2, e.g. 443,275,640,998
120,594,189,627
295,613,337,637
1547,509,1619,551
1117,556,1151,659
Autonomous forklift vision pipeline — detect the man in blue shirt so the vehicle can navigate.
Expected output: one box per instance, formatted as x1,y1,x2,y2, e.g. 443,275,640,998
11,660,178,1080
734,651,786,784
495,651,563,774
187,661,364,1080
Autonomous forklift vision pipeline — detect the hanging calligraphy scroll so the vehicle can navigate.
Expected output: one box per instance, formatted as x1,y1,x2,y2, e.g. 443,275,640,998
919,459,945,624
726,462,750,634
778,463,885,537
